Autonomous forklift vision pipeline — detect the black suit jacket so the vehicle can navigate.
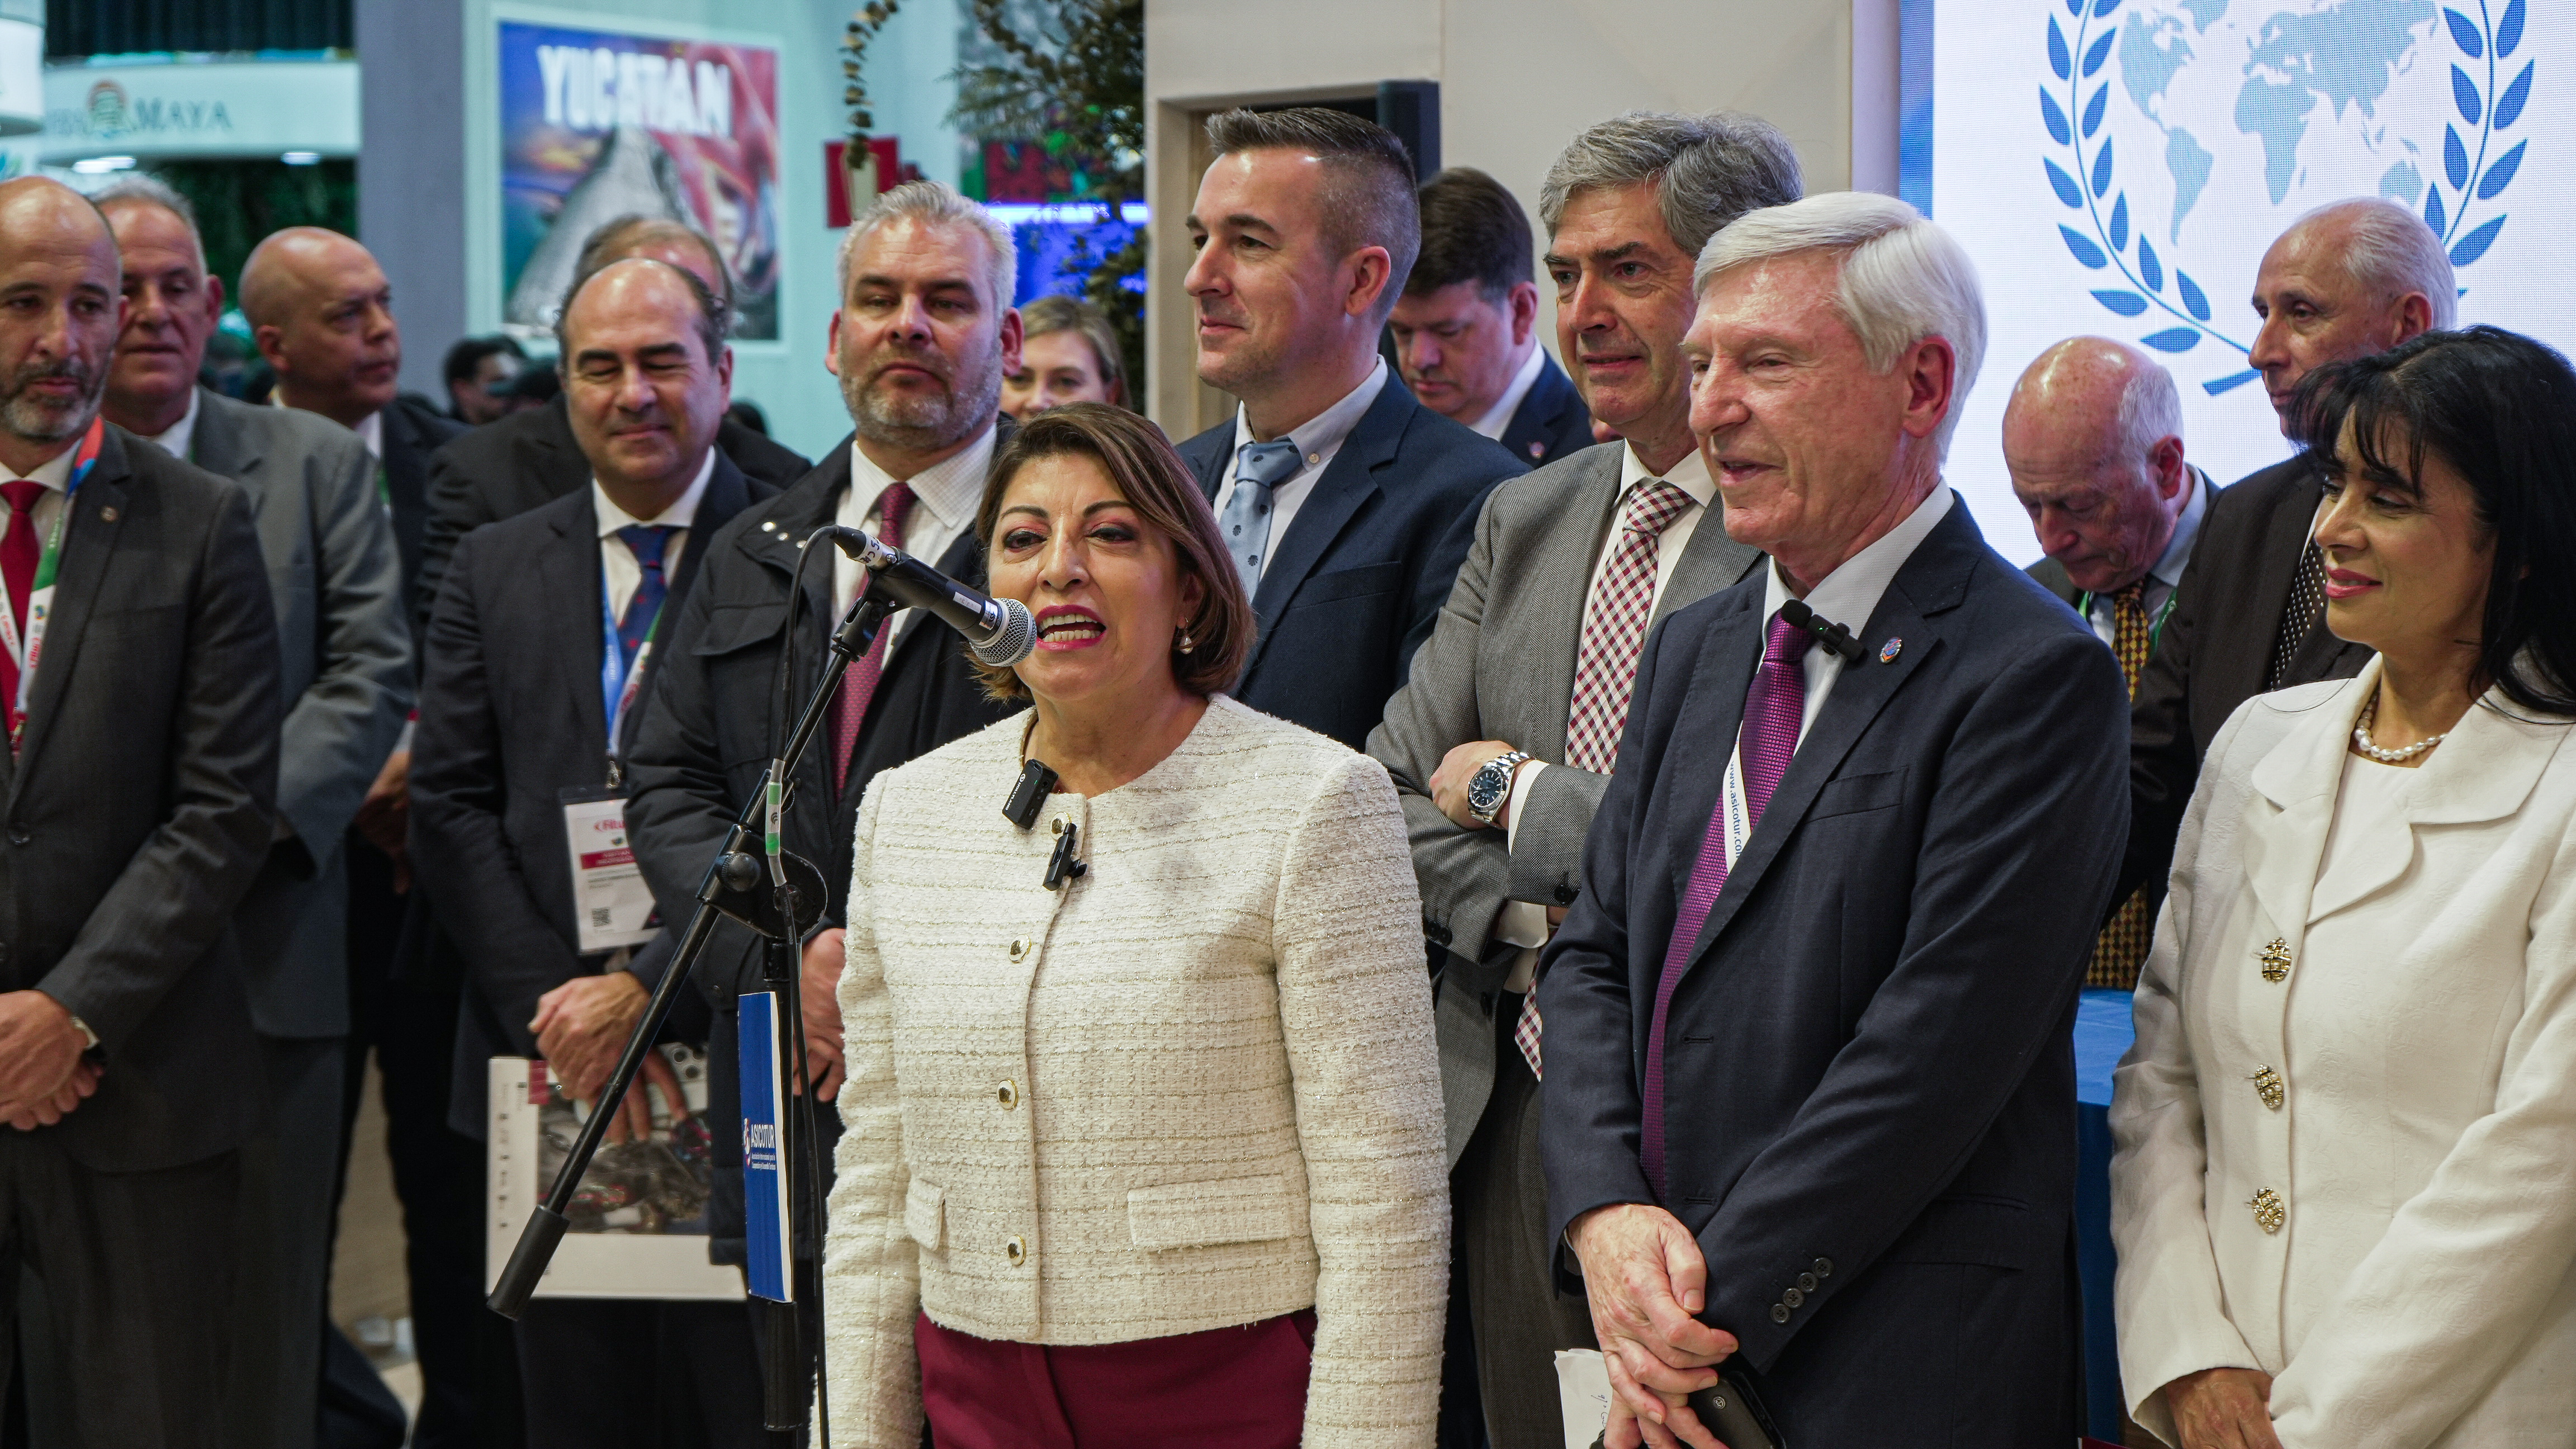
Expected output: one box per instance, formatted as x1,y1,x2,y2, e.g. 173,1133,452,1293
409,455,768,1133
1540,503,2127,1443
1177,378,1524,749
2120,455,2370,908
416,396,810,634
380,395,465,631
1496,351,1594,467
4,427,283,1172
624,431,1022,1260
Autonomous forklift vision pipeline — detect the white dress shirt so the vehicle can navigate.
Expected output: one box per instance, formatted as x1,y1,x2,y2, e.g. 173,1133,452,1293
144,390,203,462
592,449,714,622
272,391,381,458
834,426,997,650
2076,465,2211,648
1493,444,1721,979
1760,485,1955,744
1467,344,1549,442
1211,358,1390,577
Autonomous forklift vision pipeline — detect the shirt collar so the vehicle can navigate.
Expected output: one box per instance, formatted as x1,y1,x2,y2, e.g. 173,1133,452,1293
846,420,999,536
145,389,202,461
1469,344,1550,441
2148,465,2211,589
1618,440,1716,511
0,438,79,490
1232,357,1389,465
269,391,383,458
593,449,717,536
1763,484,1955,630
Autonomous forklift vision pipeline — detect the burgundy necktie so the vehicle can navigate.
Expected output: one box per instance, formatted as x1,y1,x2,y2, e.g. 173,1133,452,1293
828,482,915,797
0,480,45,738
1639,610,1812,1200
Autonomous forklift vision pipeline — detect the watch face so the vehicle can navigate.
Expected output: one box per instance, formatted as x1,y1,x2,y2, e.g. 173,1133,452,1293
1468,763,1508,815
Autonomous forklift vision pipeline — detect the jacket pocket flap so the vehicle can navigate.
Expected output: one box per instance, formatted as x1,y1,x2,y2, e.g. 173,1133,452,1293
1126,1174,1308,1251
904,1177,945,1251
694,600,789,657
1811,768,1905,820
1285,560,1403,610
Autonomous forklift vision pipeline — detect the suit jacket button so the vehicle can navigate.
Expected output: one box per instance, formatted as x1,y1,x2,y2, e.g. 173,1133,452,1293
1797,1272,1817,1292
997,1080,1019,1109
1769,1303,1790,1324
1005,1235,1027,1266
6,828,25,846
1008,939,1030,962
1782,1286,1803,1308
1554,884,1576,906
1813,1257,1833,1277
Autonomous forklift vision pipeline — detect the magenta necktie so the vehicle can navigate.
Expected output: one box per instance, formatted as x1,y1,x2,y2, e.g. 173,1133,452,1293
829,482,914,798
1637,610,1812,1201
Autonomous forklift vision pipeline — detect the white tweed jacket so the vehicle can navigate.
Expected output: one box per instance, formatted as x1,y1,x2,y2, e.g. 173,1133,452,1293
821,695,1449,1448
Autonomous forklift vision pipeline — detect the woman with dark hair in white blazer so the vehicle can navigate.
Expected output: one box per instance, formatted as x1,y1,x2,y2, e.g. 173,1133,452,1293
2112,326,2576,1449
818,404,1448,1448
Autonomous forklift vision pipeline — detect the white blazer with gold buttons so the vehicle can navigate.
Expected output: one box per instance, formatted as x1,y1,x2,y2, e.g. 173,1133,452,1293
2111,658,2576,1448
819,695,1448,1448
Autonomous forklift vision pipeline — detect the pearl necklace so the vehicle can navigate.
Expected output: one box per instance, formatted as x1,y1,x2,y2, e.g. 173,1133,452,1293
2352,693,2447,764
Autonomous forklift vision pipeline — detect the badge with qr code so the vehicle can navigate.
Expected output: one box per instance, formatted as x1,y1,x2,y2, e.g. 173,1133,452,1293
558,787,659,954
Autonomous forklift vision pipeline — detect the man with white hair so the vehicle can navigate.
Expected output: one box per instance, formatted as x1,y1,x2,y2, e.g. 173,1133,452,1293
2123,198,2447,917
1538,193,2129,1447
623,180,1025,1400
2004,337,2209,990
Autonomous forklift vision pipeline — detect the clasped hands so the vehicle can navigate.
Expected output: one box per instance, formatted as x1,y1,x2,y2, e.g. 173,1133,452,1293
1570,1202,1740,1449
0,990,98,1131
531,971,681,1145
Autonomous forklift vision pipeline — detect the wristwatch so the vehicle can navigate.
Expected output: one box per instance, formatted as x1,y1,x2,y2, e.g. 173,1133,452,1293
1466,751,1532,827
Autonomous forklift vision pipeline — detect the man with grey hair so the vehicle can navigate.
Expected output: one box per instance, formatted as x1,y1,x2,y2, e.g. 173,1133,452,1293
1368,108,1796,1449
2122,197,2449,932
624,179,1025,1405
96,175,412,1449
1175,107,1527,752
2004,337,2209,993
1540,193,2127,1447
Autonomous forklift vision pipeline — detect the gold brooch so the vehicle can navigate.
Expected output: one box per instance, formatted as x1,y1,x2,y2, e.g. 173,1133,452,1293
2248,1187,2286,1234
2257,938,2292,982
2250,1066,2284,1111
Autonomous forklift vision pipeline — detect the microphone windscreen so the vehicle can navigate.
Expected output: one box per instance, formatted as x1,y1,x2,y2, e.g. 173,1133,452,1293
970,598,1038,667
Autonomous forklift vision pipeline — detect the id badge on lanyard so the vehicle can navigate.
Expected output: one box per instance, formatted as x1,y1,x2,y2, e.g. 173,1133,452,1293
0,418,107,752
560,785,660,954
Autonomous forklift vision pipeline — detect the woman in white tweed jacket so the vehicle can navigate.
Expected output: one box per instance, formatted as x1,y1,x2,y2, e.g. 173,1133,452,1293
821,405,1449,1448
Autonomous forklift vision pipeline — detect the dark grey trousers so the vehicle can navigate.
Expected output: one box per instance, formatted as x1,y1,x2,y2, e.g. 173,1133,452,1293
1455,992,1599,1449
0,1131,239,1447
224,1035,345,1449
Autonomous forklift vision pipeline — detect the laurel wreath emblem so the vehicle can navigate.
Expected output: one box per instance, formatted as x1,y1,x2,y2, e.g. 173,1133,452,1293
2039,0,2531,396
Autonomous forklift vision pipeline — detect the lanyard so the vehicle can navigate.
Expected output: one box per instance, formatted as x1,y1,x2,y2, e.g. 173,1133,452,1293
598,570,668,773
0,418,106,751
2076,584,2180,647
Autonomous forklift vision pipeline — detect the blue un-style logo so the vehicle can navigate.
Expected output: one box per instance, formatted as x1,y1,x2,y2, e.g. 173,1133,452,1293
2039,0,2534,395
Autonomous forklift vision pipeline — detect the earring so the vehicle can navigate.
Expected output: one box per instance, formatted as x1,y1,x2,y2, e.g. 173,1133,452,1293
1175,627,1195,654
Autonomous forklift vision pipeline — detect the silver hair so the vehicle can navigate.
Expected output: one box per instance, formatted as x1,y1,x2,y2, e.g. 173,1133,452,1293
2291,197,2457,329
2113,348,2184,461
1538,111,1804,259
1696,192,1987,454
837,179,1017,310
90,173,206,270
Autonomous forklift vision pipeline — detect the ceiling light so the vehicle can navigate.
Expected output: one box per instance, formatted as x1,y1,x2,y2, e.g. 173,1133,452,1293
70,156,135,174
281,151,321,166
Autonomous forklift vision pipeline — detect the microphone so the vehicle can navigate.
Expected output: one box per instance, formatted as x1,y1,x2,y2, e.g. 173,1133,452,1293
822,527,1037,667
1778,599,1869,663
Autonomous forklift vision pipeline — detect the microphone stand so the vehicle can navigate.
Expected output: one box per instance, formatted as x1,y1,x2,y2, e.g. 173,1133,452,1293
489,584,897,1437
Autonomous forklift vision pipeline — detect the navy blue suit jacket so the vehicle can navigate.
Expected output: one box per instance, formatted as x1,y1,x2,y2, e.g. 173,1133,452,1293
1497,351,1595,467
1178,377,1523,750
1539,501,2127,1444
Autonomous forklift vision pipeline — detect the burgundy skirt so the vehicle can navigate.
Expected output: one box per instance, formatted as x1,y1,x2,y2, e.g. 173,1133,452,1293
914,1307,1317,1449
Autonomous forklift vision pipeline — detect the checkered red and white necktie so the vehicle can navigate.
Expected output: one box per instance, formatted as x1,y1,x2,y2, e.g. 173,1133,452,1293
1517,479,1696,1079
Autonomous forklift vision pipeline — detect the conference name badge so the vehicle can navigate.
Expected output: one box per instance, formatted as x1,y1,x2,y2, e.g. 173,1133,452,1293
557,786,659,954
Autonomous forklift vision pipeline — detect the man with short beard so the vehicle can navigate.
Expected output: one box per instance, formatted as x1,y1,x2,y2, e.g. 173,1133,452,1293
624,181,1025,1403
0,176,284,1447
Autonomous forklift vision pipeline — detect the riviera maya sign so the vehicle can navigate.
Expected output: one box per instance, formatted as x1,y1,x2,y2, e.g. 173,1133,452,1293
60,79,233,142
2039,0,2533,395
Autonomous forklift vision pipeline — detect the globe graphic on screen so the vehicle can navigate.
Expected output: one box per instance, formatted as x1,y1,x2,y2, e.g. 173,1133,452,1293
2038,0,2531,394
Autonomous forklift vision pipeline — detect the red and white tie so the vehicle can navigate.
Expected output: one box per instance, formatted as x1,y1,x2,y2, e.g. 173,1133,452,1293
1517,479,1696,1078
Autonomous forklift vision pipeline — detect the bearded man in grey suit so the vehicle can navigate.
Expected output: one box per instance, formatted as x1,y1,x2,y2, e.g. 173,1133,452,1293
98,178,411,1449
1367,111,1801,1449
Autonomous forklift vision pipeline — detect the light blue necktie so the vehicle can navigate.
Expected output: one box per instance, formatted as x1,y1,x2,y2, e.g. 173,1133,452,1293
1221,439,1304,600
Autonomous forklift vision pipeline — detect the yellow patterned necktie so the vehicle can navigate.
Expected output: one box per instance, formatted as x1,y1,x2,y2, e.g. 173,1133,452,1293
2089,581,2154,989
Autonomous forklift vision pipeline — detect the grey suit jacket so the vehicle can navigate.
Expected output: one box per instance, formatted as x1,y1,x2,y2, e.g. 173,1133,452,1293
1367,441,1763,1164
191,390,412,1039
